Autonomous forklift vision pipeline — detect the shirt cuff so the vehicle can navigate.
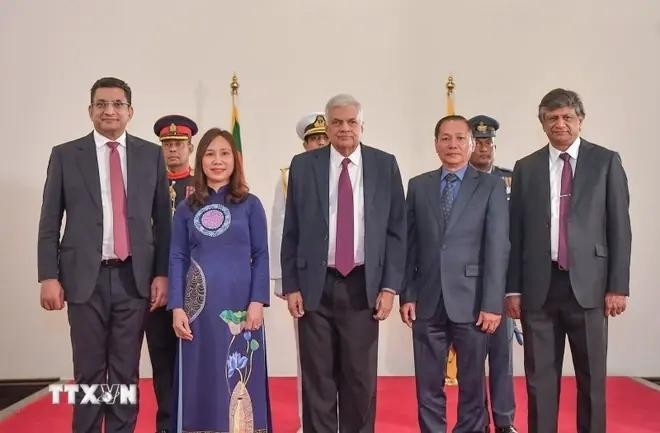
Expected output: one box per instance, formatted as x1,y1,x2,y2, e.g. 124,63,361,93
381,288,397,294
505,292,521,297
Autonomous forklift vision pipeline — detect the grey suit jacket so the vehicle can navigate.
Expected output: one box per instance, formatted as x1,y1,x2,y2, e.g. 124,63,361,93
280,144,406,311
37,132,171,303
506,139,631,310
401,165,510,322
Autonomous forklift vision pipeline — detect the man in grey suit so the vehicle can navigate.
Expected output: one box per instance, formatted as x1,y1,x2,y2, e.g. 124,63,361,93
505,88,631,433
38,77,171,433
400,115,509,433
281,94,406,433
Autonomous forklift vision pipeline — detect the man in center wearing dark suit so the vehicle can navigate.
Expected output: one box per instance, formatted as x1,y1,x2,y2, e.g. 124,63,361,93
505,88,631,433
281,94,406,433
400,115,510,433
38,77,171,433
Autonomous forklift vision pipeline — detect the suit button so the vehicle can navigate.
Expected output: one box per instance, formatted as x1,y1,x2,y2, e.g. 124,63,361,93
321,260,327,266
441,245,447,250
323,234,328,241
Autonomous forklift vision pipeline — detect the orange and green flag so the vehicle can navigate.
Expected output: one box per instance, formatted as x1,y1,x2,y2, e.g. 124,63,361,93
230,73,242,153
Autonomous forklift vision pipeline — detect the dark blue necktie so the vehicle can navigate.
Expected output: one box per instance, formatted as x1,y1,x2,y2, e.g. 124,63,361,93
440,173,459,228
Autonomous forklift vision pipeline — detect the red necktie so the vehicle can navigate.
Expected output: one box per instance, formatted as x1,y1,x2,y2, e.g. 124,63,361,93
107,142,130,260
557,152,572,270
335,158,354,276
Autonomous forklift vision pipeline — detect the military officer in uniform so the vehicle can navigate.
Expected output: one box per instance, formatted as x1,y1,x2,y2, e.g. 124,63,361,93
148,114,198,433
154,115,197,214
270,112,328,433
468,115,518,433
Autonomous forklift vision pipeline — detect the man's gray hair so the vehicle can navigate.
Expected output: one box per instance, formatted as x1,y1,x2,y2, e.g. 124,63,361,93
325,94,364,124
538,88,586,122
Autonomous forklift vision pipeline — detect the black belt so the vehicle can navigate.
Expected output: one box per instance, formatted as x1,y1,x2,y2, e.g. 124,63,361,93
101,257,131,267
327,265,365,278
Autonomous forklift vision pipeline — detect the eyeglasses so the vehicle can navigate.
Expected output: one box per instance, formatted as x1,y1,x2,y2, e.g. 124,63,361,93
92,100,131,111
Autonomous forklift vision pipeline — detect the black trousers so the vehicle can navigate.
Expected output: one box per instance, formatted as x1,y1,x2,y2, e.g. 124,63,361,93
298,266,379,433
145,306,177,431
522,263,607,433
485,317,515,427
412,298,488,433
67,261,148,433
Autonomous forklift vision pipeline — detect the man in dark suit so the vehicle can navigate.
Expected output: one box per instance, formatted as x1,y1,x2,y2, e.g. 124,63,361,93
505,88,631,433
468,115,518,433
38,77,171,433
145,114,197,433
281,94,406,433
400,115,509,433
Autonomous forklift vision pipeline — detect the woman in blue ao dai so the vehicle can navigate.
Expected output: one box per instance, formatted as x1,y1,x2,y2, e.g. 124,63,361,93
168,128,271,433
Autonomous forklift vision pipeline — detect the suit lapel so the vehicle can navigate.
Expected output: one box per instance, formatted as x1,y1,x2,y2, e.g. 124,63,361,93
535,147,551,221
126,134,142,213
445,165,479,233
76,132,102,209
312,145,330,227
571,139,594,207
423,169,444,231
362,145,377,215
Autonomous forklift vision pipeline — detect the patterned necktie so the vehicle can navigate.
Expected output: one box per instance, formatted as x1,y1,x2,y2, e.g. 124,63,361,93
335,158,354,276
440,173,459,228
107,142,130,260
557,152,573,270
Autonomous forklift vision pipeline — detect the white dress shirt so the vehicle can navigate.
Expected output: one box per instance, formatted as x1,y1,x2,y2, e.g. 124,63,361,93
548,137,580,261
506,137,581,298
328,145,365,267
93,130,128,260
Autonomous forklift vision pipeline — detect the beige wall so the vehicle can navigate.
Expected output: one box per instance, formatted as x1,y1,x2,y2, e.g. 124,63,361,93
1,0,659,379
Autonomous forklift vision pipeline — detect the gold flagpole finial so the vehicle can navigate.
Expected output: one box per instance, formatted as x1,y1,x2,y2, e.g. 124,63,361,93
446,75,455,94
445,75,456,116
231,73,239,96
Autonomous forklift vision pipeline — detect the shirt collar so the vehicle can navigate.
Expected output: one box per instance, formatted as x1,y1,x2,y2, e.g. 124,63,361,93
330,143,362,168
441,163,468,182
548,137,581,162
94,130,127,149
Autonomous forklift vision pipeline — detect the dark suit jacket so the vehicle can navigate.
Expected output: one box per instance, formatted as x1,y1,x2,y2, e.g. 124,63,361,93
401,165,510,322
280,144,406,311
506,139,631,310
38,132,171,303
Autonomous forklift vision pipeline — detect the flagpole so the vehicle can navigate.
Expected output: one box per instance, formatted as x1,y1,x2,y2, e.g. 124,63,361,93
445,74,458,387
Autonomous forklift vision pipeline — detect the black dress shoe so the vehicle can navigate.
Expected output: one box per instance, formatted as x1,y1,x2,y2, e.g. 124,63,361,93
495,427,518,433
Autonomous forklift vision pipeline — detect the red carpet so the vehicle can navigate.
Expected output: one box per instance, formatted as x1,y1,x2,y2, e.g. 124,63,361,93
1,377,659,432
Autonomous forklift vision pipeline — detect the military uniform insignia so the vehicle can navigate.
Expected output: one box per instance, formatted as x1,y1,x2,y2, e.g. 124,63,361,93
169,181,177,215
501,175,512,198
279,167,289,197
